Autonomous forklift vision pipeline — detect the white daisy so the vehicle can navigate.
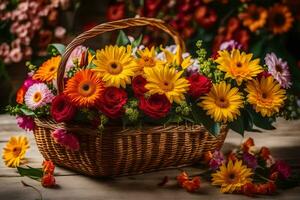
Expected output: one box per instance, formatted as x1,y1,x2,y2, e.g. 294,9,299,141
24,83,54,110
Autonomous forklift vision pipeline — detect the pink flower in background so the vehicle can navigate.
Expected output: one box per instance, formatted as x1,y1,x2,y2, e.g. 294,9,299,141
24,83,54,110
54,26,66,39
16,116,35,131
51,129,80,151
65,45,88,72
9,48,23,63
0,43,10,57
219,40,242,51
265,53,291,89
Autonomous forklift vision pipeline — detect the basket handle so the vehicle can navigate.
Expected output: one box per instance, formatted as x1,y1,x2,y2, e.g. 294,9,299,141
56,17,186,93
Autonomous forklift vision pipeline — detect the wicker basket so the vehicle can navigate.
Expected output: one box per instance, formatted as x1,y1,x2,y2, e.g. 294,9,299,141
33,18,228,177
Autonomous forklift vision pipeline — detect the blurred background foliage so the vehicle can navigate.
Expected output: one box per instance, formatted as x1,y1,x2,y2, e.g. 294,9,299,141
1,0,300,113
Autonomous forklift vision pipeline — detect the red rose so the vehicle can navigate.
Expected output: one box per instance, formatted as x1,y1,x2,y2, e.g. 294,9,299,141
187,73,212,98
139,94,171,119
132,75,148,97
42,173,56,188
51,94,76,123
98,87,127,119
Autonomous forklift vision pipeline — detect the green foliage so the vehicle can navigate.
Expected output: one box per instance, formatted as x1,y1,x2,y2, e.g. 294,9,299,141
131,34,143,48
17,166,43,181
246,106,275,130
116,30,130,46
47,43,66,56
191,103,220,136
196,40,224,83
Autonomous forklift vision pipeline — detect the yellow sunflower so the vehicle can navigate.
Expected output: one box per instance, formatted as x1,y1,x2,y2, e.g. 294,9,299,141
92,45,139,88
33,56,61,82
2,136,29,168
64,69,104,107
239,5,268,32
245,76,286,117
268,4,294,34
199,82,244,123
136,47,163,69
212,160,253,193
144,65,190,103
163,45,192,69
215,50,263,85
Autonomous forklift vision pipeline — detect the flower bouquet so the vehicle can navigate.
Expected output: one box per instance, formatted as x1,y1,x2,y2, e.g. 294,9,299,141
7,17,299,177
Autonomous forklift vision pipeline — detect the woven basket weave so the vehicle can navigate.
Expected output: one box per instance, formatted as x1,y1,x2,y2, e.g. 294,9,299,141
33,18,228,177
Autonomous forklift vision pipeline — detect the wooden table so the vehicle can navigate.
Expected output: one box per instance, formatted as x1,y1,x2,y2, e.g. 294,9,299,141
1,115,300,200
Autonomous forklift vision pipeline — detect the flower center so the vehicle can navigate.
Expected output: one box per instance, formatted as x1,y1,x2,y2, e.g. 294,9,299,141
49,66,56,72
142,56,155,67
275,65,283,73
108,62,123,75
12,147,22,157
236,62,243,68
161,81,174,92
216,97,229,108
251,11,260,20
262,93,268,99
79,81,95,97
227,172,236,182
274,13,286,26
33,92,42,103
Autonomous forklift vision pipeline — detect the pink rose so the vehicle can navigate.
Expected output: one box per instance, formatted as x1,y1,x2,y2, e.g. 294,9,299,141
54,26,66,39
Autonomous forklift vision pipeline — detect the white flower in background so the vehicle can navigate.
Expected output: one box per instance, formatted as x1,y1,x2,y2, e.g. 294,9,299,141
265,52,291,89
24,83,54,110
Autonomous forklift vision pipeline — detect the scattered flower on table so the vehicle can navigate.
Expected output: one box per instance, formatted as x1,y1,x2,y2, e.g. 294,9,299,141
2,136,29,167
177,171,201,193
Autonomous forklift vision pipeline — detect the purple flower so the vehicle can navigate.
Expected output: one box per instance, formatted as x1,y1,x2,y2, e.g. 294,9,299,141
272,160,291,180
243,152,258,169
16,116,35,131
219,40,242,51
209,150,224,170
265,52,291,89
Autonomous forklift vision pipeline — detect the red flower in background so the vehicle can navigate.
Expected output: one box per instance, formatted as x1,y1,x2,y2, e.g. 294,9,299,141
139,94,171,119
271,160,291,180
98,87,127,119
194,6,218,29
212,17,250,56
187,73,212,99
106,2,125,21
132,75,148,97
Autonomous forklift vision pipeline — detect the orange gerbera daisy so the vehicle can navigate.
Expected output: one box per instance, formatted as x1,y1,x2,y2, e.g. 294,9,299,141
33,56,61,82
64,69,104,107
268,4,294,34
239,5,267,32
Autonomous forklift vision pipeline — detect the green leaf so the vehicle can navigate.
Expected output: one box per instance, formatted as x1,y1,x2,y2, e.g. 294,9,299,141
20,107,35,116
116,30,130,46
47,43,66,56
131,34,143,48
246,106,275,130
17,166,43,181
191,104,220,136
229,115,244,136
243,109,262,132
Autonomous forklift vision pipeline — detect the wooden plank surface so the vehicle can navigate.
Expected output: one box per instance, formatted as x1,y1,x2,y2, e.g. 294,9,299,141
0,114,300,200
